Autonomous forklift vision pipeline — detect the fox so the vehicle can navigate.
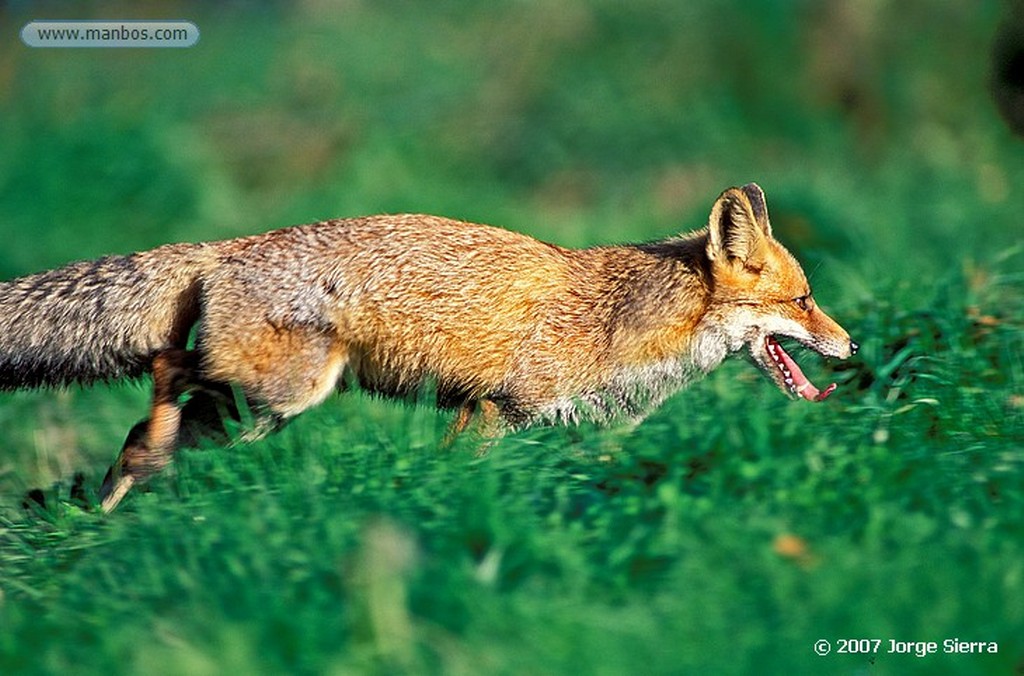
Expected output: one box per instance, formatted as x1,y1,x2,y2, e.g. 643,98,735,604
1,183,856,512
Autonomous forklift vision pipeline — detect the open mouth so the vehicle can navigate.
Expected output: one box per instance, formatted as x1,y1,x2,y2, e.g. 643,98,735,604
763,335,836,402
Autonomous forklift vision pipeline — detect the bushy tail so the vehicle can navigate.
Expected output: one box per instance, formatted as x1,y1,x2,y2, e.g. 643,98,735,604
0,242,216,390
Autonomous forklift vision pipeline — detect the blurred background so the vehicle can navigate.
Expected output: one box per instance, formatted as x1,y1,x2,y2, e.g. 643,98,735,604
1,1,1020,280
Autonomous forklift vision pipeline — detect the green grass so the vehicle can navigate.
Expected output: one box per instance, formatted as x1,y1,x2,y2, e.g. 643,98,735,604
2,2,1023,674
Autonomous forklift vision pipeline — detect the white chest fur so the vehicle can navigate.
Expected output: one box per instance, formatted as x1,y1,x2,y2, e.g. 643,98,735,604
532,323,733,427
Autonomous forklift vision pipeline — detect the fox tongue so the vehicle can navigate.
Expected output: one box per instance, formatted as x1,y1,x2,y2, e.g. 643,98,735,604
766,336,837,402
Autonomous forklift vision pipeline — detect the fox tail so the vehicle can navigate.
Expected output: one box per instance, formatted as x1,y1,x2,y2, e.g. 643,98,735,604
0,243,214,390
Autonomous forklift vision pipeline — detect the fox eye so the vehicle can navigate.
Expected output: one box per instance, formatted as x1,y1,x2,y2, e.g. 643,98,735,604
793,295,812,311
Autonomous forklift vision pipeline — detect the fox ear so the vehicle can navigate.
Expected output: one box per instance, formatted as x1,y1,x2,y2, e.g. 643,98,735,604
739,183,772,237
706,184,772,267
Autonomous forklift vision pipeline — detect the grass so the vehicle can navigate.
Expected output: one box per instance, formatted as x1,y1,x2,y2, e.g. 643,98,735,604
2,1,1023,674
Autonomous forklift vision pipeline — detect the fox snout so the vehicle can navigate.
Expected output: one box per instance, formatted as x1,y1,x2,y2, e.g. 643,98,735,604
812,308,858,359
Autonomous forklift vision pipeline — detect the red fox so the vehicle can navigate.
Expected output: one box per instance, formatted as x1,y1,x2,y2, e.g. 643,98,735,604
1,183,856,512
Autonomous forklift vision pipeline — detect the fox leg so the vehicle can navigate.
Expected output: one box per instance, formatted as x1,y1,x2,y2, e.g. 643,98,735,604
99,349,197,512
475,400,504,438
100,383,283,512
440,402,476,448
176,386,286,447
440,399,506,452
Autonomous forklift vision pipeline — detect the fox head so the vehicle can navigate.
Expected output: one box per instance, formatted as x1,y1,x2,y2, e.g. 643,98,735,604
703,183,857,401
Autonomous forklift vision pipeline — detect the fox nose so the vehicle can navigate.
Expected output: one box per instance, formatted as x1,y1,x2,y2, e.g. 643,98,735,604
850,340,859,355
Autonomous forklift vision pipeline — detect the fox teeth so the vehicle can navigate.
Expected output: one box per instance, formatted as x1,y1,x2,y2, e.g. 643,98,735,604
766,337,797,389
